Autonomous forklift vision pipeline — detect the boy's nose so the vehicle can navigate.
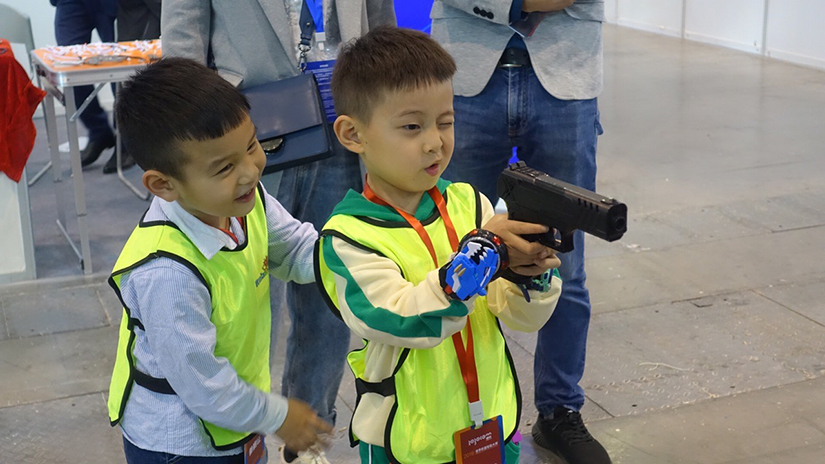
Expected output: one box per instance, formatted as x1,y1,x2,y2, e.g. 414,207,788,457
423,128,443,153
238,159,261,184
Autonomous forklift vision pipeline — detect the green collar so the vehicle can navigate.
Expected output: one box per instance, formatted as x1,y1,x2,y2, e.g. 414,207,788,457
329,178,452,222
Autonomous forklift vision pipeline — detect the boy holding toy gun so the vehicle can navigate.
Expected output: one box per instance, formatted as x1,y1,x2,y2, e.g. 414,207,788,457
314,26,565,464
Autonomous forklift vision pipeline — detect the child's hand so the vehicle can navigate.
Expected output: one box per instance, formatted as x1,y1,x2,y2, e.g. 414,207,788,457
276,398,334,452
482,214,561,275
510,248,561,276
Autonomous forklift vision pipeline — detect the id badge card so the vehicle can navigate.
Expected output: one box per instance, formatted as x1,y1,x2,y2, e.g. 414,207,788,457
453,415,505,464
509,12,547,38
303,59,337,123
243,434,266,464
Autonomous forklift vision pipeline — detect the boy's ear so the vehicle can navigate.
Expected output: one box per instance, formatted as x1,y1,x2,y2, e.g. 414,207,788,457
333,115,364,154
142,170,178,202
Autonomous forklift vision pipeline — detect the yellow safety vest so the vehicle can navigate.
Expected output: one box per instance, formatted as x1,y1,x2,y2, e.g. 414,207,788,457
316,181,520,463
108,185,271,450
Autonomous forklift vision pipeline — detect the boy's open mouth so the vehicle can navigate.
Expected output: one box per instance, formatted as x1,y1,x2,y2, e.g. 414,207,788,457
235,187,255,203
425,163,440,176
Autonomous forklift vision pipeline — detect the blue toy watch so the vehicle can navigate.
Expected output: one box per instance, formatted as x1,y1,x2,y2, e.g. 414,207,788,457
439,229,509,301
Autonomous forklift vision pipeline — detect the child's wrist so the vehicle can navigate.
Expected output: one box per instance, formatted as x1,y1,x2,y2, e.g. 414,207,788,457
504,269,556,303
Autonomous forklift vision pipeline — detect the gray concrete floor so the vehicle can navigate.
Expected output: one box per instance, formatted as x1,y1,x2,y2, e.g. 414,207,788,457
3,24,825,463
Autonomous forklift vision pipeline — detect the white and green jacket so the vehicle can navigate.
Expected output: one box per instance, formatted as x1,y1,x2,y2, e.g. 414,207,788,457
315,179,562,463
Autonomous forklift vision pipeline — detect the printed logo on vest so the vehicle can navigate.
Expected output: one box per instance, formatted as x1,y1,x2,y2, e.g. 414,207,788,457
255,256,269,287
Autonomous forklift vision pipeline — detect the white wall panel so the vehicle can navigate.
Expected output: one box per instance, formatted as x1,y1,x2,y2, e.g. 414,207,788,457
0,173,35,283
616,0,684,37
765,0,825,69
684,0,765,54
605,0,618,23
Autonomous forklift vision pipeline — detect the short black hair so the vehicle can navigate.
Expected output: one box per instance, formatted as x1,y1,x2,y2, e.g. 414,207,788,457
115,57,250,178
332,26,456,122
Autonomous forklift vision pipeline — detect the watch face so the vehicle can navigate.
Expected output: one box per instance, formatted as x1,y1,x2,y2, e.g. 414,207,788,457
260,137,284,155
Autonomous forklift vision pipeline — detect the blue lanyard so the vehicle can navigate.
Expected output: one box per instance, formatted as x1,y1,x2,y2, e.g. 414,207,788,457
304,0,324,33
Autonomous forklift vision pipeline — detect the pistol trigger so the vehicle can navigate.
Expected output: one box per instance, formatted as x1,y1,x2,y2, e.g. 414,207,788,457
535,230,557,249
558,230,576,253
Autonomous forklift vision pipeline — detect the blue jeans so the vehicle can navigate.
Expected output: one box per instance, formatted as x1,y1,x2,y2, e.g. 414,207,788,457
54,0,116,140
444,66,602,415
122,436,245,463
262,144,360,425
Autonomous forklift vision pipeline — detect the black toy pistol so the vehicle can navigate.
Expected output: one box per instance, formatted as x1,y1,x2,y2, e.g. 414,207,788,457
496,161,628,253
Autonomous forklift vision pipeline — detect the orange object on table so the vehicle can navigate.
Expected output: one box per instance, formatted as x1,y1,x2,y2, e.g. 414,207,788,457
0,38,46,183
31,39,162,73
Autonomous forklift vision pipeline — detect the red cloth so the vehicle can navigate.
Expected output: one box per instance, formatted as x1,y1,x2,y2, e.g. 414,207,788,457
0,38,46,183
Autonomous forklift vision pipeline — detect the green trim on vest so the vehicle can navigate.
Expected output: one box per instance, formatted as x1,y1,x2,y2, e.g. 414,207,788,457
316,182,521,464
329,178,452,223
321,235,468,338
108,185,271,451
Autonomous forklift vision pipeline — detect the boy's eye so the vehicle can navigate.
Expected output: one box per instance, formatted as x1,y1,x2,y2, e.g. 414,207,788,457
217,163,233,175
402,124,421,131
439,122,454,128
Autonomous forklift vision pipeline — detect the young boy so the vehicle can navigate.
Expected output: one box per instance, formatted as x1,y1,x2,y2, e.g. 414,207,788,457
315,27,563,464
107,57,332,463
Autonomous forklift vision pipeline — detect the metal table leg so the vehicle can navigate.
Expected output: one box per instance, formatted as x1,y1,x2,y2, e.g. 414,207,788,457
43,92,67,230
43,90,84,267
30,82,106,188
28,161,52,186
115,126,150,200
63,89,93,274
27,73,55,188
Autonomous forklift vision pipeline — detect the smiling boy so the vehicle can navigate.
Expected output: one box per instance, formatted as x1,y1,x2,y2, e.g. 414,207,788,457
315,27,563,463
107,58,332,463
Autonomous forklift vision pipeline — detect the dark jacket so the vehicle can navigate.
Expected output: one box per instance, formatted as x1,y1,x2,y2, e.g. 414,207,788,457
117,0,161,41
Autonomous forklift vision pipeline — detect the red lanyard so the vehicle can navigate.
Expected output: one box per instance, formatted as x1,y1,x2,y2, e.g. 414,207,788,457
218,217,244,245
363,180,483,416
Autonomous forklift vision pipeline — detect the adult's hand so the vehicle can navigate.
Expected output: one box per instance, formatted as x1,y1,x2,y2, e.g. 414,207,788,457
522,0,576,13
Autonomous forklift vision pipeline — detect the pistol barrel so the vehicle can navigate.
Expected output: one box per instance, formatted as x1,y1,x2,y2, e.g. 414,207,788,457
497,162,628,242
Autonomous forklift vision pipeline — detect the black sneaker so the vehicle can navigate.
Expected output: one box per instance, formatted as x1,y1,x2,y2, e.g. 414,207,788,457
532,407,612,464
80,133,116,167
102,148,136,174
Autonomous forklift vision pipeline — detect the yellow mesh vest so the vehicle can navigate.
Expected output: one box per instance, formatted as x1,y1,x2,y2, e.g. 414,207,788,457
108,186,271,450
316,182,520,463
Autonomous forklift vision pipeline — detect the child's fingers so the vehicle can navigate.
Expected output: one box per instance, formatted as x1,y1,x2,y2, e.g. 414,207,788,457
312,417,334,434
505,235,547,256
532,255,561,271
509,256,561,276
501,220,550,236
314,431,334,450
538,248,556,259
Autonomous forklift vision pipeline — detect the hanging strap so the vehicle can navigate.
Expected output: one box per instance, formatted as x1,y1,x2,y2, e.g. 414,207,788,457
362,179,485,427
298,0,316,70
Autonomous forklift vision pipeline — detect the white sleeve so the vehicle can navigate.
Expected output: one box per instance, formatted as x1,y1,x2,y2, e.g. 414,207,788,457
322,235,474,349
262,185,319,284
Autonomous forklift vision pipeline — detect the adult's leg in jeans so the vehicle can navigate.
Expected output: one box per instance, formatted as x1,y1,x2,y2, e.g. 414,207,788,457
442,68,513,200
268,145,360,425
53,0,114,140
515,68,600,415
